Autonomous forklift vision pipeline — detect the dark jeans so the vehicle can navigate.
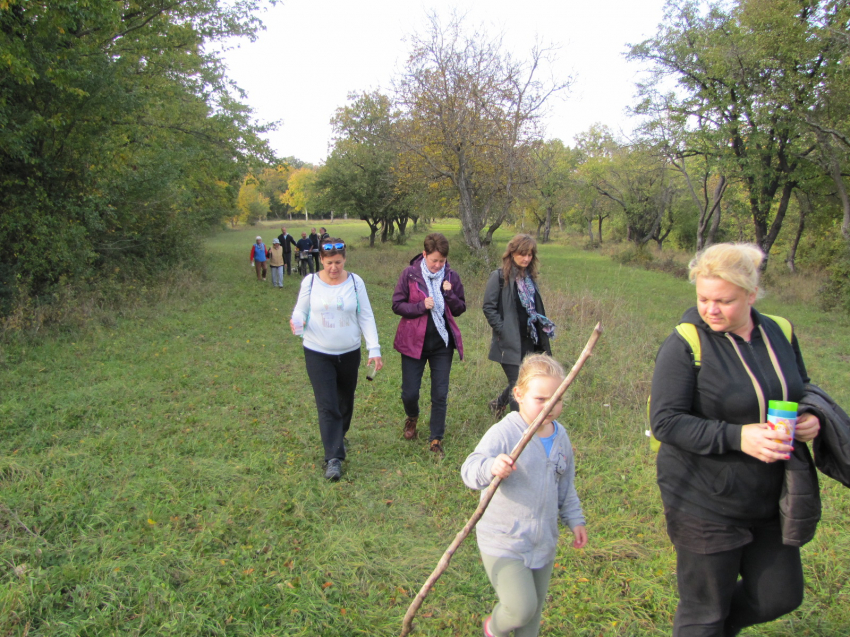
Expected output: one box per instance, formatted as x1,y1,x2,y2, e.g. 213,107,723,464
496,334,542,413
400,347,454,441
498,363,520,412
304,347,361,462
283,252,292,275
673,519,803,636
312,252,320,272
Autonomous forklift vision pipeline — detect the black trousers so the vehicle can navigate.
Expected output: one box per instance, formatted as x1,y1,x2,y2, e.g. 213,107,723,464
400,347,454,441
283,251,292,275
304,347,360,462
673,519,804,636
312,252,320,272
496,329,542,413
498,363,521,412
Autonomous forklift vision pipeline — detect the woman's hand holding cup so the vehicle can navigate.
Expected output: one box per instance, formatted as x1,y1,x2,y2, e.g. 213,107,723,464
741,422,793,463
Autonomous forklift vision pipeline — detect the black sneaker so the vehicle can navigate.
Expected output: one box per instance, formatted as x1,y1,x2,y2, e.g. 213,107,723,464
324,458,342,481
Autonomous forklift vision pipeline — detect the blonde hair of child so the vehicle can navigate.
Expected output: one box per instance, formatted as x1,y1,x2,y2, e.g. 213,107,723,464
515,354,566,395
688,242,765,298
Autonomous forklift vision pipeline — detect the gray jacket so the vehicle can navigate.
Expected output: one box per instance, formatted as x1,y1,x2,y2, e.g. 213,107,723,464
482,268,551,365
461,411,585,568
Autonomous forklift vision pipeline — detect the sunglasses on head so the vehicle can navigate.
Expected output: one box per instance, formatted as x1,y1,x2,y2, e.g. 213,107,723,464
322,243,345,251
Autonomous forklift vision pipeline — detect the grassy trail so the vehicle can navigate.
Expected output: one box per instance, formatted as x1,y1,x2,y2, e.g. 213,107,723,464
2,221,850,636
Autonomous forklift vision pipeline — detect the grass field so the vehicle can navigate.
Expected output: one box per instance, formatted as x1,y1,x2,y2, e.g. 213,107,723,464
2,219,850,636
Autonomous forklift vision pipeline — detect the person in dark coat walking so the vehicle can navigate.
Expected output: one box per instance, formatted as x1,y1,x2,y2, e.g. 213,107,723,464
482,234,554,417
650,242,821,636
309,227,320,272
295,231,315,276
391,233,466,457
277,226,298,275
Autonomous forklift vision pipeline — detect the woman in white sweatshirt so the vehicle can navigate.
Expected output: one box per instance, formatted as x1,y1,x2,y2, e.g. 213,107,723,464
290,238,382,481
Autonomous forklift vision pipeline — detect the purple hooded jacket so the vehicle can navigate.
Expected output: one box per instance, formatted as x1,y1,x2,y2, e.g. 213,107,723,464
392,254,466,360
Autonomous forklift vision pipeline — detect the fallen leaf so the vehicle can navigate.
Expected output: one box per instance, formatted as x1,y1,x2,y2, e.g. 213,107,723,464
322,581,333,589
243,568,254,575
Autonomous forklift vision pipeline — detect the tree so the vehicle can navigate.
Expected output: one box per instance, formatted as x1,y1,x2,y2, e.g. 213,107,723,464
255,165,296,219
394,12,569,252
316,92,407,247
526,139,577,242
639,114,728,249
237,176,271,225
629,0,831,264
0,0,274,306
588,143,680,248
282,167,319,221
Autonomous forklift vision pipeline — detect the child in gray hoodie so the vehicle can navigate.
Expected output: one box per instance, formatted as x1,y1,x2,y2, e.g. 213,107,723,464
461,354,587,637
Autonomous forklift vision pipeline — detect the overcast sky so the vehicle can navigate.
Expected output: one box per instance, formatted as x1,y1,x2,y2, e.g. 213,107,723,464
222,0,669,165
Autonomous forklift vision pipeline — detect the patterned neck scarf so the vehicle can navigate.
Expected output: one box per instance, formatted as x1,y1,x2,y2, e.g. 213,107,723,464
515,274,555,344
420,258,449,347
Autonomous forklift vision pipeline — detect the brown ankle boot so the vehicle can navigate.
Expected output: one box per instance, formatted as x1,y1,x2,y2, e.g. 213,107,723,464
429,439,444,459
403,416,418,440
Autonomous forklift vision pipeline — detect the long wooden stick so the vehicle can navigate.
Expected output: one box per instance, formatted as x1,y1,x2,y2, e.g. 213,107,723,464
400,323,603,636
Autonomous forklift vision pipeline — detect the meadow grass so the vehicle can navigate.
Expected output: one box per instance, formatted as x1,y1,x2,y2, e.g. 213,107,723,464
2,219,850,636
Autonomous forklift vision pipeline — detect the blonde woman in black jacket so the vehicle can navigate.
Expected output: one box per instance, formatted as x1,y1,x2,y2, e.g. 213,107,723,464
650,243,820,637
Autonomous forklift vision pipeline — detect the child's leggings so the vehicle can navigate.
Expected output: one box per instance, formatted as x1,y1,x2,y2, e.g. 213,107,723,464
481,553,554,637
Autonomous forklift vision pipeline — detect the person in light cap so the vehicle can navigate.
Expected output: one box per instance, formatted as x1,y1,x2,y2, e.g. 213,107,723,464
249,236,267,281
268,237,285,288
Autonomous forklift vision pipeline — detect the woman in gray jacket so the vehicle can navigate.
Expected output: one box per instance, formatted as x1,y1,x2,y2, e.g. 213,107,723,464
482,234,555,416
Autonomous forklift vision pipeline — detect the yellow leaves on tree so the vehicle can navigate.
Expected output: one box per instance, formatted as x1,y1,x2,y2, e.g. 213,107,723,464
282,167,319,220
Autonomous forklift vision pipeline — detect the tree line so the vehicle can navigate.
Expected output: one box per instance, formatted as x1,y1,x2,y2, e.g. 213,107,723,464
245,2,850,309
0,0,274,313
6,1,850,315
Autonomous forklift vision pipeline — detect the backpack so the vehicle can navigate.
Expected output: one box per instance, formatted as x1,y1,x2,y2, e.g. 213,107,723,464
647,315,793,452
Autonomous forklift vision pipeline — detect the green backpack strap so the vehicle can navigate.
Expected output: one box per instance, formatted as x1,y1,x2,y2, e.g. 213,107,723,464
675,322,702,367
761,314,793,343
648,323,702,452
648,316,792,453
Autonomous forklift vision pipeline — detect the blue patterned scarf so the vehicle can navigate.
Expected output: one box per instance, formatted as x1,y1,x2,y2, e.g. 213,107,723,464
420,258,449,347
515,274,555,344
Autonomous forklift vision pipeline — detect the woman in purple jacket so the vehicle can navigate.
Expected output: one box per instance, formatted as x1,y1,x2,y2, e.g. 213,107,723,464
392,233,466,458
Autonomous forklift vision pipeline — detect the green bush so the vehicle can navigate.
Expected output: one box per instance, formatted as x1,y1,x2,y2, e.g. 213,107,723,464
818,244,850,312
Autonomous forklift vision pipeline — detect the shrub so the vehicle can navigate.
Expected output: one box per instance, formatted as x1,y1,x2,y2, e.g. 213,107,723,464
819,245,850,312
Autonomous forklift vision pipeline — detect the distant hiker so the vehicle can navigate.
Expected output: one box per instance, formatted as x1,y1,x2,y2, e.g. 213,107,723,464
482,234,554,417
268,238,285,288
391,233,466,458
461,354,587,637
650,242,820,636
295,231,315,276
250,236,267,282
290,238,382,482
309,227,320,272
277,226,298,275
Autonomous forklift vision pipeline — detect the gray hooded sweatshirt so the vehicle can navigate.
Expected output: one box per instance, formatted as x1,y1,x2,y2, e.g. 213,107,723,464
461,411,585,568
